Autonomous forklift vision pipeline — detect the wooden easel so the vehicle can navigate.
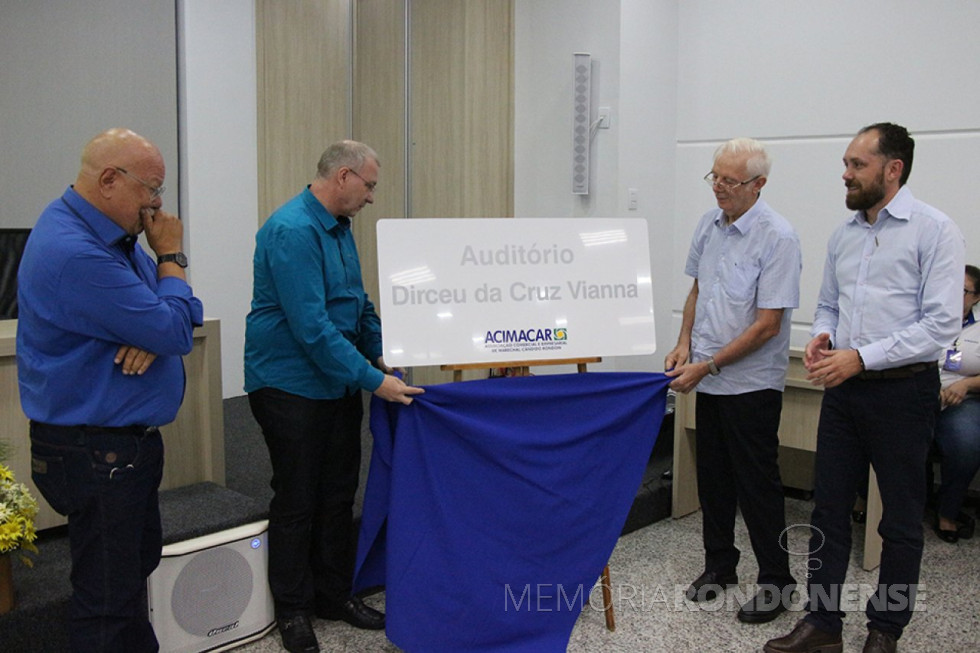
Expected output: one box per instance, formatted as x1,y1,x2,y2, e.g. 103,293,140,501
440,356,616,632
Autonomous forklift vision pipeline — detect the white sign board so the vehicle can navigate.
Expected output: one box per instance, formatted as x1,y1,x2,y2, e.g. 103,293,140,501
376,218,655,367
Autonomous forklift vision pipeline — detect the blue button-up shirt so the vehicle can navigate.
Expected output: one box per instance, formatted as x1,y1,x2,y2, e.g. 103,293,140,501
685,198,802,395
244,188,385,399
812,186,964,369
17,188,204,426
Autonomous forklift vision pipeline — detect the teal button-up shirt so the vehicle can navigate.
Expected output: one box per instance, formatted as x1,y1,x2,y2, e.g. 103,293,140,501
244,187,384,399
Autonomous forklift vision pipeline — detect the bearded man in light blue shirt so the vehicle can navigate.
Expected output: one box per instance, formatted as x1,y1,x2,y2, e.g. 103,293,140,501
765,124,964,653
666,138,802,625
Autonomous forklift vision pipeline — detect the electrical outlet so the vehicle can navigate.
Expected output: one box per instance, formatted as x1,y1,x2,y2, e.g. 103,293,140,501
598,106,612,129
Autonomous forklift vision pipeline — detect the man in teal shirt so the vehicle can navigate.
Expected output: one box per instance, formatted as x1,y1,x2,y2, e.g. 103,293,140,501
245,140,422,653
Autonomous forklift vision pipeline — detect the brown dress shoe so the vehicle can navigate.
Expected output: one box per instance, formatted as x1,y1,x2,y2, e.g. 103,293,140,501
764,619,843,653
863,628,897,653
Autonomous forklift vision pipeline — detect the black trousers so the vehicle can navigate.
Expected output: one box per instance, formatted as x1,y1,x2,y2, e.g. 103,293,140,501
804,369,938,638
695,389,794,588
248,387,363,617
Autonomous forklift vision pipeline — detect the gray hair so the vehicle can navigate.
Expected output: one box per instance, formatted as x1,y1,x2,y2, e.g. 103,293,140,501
714,137,771,178
316,140,379,178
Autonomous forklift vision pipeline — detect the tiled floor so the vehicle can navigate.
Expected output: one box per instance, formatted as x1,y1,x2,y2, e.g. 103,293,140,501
234,498,980,652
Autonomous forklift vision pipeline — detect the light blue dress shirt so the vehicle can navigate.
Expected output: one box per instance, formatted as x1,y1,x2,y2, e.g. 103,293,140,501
685,198,802,395
811,186,965,370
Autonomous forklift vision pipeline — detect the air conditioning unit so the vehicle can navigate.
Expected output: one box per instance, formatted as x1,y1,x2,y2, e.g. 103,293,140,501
148,520,276,653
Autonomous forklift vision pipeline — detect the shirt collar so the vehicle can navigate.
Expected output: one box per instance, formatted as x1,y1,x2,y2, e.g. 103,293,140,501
848,185,913,226
714,197,767,235
966,309,977,327
301,186,350,232
62,187,132,248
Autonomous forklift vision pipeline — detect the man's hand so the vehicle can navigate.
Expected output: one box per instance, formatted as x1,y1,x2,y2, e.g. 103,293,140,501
805,348,862,388
142,209,184,259
803,333,832,370
664,343,690,373
115,345,157,376
373,374,424,405
665,361,710,394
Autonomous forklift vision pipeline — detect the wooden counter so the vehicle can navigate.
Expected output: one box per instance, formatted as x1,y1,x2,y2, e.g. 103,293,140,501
671,348,884,570
1,318,225,531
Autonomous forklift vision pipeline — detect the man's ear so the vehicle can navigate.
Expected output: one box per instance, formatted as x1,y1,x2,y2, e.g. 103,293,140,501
98,167,120,198
887,158,904,183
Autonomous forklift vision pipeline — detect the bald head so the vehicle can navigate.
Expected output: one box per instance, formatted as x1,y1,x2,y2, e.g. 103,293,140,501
74,128,166,234
78,128,161,182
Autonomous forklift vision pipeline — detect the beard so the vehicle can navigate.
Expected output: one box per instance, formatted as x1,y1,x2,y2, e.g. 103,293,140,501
845,169,887,211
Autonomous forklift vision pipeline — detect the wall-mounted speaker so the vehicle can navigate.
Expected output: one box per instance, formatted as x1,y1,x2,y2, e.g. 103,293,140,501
148,520,275,653
572,52,592,195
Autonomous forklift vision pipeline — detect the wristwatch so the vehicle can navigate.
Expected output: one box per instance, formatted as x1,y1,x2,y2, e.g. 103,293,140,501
706,357,721,376
157,252,188,268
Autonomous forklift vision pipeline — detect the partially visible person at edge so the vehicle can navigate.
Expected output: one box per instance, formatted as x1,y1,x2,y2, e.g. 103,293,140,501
930,264,980,544
765,122,964,653
17,127,203,652
244,140,423,653
665,137,801,625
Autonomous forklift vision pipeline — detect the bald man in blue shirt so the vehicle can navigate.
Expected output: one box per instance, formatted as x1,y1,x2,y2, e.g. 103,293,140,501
18,127,203,652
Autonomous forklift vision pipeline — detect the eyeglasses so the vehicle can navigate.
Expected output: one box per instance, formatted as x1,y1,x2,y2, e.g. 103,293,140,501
114,167,166,199
703,172,760,191
347,168,377,192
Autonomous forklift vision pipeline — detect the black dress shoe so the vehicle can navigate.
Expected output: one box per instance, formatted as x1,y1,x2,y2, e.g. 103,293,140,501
764,619,842,653
956,511,975,539
933,519,959,543
862,628,897,653
278,614,319,653
317,597,385,630
737,584,794,623
685,570,738,602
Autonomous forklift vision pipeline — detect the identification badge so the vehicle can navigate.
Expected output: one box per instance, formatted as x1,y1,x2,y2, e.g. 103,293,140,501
944,349,962,371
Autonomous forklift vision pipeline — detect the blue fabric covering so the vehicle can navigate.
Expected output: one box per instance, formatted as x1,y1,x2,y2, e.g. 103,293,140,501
354,372,671,652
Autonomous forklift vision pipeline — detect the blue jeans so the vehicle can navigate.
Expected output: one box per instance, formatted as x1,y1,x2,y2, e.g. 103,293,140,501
934,395,980,521
30,422,164,653
248,387,363,617
804,369,938,639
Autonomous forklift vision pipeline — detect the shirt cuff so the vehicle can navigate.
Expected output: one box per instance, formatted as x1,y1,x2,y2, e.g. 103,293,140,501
361,365,386,393
857,342,887,371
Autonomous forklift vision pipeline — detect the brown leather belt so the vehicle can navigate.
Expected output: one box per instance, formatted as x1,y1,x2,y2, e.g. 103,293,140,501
855,360,938,381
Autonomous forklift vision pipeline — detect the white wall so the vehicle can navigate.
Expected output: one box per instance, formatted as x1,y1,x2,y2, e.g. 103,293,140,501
514,0,680,373
616,0,679,372
0,0,178,227
672,0,980,348
178,0,257,397
514,0,979,369
514,0,621,220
